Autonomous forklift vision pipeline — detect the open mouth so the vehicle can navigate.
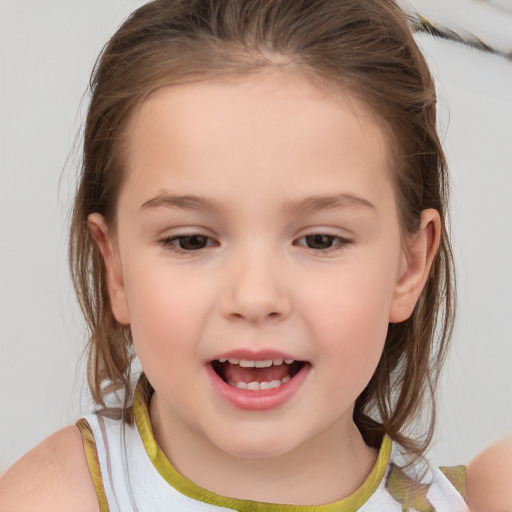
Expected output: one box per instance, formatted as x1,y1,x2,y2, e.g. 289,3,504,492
211,358,306,391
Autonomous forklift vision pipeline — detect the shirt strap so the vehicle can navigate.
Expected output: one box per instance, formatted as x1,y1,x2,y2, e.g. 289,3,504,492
76,418,110,512
439,465,468,503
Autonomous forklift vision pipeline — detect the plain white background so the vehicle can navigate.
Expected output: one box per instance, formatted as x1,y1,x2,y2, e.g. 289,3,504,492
1,0,511,472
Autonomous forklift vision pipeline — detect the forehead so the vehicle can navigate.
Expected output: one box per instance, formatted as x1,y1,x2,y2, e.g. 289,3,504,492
119,70,394,212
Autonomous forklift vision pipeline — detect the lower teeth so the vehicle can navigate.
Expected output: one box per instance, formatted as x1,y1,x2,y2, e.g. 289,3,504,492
229,375,290,391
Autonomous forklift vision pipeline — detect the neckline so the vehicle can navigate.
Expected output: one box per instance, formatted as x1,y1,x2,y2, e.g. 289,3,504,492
133,379,392,511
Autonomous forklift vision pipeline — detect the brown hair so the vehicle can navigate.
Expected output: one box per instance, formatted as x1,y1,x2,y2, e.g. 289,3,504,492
70,0,455,460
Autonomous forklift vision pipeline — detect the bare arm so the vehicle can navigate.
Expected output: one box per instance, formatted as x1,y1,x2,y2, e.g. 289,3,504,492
0,425,99,512
467,438,512,512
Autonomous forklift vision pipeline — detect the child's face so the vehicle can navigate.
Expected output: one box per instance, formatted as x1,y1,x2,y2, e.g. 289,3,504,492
94,70,427,460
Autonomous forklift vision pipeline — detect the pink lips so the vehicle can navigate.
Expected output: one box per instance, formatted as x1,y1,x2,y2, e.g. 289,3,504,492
210,349,299,362
206,350,310,411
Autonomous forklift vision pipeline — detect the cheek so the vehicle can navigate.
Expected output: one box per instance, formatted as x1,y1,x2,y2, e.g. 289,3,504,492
304,259,396,337
318,288,388,368
310,291,388,406
300,254,399,384
122,258,212,371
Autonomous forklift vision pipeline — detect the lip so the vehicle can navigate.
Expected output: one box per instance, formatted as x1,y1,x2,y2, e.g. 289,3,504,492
206,351,310,411
209,349,300,362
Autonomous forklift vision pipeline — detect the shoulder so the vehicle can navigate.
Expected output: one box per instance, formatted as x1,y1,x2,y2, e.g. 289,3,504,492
466,438,512,512
0,424,99,512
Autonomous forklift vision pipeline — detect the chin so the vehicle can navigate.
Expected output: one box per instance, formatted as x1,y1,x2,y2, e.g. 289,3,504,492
209,427,303,460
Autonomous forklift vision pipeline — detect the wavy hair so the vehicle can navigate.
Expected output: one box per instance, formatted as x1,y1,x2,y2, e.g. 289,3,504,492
69,0,455,461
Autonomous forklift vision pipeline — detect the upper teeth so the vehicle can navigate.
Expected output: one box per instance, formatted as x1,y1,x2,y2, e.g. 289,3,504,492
218,358,294,367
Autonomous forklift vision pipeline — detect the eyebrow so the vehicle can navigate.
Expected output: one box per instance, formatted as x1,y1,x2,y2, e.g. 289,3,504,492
140,193,375,213
283,194,375,214
140,194,225,212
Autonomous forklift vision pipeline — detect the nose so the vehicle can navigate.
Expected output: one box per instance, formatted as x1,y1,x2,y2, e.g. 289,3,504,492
220,249,291,324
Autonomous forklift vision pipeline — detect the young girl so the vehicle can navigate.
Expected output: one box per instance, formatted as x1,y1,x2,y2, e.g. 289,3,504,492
0,0,509,510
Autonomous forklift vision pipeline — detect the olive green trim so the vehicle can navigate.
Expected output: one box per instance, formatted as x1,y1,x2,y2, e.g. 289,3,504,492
76,418,110,512
439,465,468,503
133,380,391,511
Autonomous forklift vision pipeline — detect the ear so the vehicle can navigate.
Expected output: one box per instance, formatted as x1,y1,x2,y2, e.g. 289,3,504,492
389,209,441,323
87,213,130,325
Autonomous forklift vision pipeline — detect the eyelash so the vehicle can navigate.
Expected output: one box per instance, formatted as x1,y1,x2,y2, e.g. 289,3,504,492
159,235,214,253
158,233,351,254
294,234,352,252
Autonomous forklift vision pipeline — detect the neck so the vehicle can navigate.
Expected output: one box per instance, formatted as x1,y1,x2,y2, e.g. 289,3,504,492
149,395,378,505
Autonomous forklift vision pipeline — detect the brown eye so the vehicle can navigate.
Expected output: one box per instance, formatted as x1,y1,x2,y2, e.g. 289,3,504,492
176,235,209,250
160,234,212,252
295,233,351,253
304,234,337,250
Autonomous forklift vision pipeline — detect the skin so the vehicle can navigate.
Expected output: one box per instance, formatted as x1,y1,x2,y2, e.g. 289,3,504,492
88,70,440,504
0,70,446,509
0,425,98,511
466,438,512,512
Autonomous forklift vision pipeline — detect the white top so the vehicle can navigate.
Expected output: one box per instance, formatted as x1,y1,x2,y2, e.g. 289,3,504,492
76,385,469,512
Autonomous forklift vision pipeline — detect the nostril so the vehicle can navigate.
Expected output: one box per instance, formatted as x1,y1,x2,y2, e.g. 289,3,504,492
221,278,291,323
227,310,284,322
